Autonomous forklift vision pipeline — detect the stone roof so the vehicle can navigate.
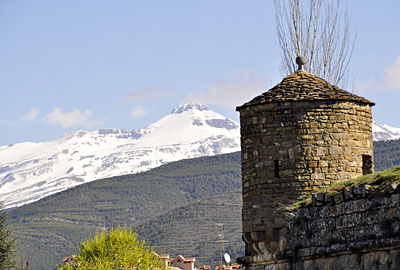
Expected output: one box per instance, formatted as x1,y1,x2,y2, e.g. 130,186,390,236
236,71,375,110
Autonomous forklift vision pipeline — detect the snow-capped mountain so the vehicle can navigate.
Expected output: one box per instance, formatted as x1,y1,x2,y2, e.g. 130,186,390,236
0,103,240,209
372,121,400,141
2,102,398,209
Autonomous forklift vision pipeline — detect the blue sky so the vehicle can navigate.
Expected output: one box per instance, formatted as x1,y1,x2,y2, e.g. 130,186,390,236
1,0,400,146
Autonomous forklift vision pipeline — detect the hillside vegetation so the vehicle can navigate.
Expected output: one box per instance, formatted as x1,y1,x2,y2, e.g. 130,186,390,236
136,191,243,267
374,139,400,171
9,152,241,270
7,139,400,270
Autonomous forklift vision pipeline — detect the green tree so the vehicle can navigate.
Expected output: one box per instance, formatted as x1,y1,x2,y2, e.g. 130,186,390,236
58,227,164,270
0,202,16,269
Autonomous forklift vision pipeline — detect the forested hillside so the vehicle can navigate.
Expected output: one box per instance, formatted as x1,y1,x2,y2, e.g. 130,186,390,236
135,191,243,267
9,152,241,270
374,139,400,171
7,140,400,270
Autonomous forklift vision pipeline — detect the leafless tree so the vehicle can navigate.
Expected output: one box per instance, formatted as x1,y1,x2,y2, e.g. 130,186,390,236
274,0,355,88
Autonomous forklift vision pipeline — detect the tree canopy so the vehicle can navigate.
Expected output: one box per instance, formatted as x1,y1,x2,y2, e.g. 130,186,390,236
0,202,16,269
58,227,164,270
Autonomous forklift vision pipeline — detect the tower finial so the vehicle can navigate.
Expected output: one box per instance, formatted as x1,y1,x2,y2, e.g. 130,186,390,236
296,55,307,71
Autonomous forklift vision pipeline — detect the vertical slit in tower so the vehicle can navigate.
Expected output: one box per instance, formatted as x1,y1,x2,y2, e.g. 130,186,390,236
362,155,373,175
274,160,280,178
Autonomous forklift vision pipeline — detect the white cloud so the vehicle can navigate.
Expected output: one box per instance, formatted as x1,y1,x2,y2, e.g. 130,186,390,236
0,120,18,127
186,69,267,109
384,56,400,89
45,107,105,129
354,79,377,92
124,88,177,103
124,88,156,103
22,107,40,122
131,106,146,118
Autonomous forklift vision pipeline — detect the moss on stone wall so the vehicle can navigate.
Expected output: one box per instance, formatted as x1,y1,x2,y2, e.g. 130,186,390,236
289,165,400,211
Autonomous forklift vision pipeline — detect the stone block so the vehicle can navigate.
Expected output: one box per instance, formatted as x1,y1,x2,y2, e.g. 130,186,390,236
387,183,398,194
333,203,345,216
257,241,268,253
336,215,350,229
251,231,266,242
360,252,377,270
320,205,334,218
388,251,400,270
336,254,361,269
366,211,380,225
371,197,389,209
273,217,286,228
279,236,287,251
316,192,328,203
388,194,400,207
268,241,279,253
353,184,370,198
312,194,322,206
333,192,344,204
343,188,353,201
329,146,342,155
375,251,390,265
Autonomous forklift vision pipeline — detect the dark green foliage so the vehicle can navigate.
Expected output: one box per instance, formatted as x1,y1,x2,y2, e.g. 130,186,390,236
135,191,243,267
0,202,16,269
374,139,400,171
9,152,242,270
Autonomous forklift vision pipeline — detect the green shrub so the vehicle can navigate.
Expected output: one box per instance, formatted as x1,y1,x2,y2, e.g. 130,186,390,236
58,227,164,270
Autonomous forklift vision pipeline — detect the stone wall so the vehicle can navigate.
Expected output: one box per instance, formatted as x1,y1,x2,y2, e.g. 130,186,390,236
239,184,400,270
239,99,373,255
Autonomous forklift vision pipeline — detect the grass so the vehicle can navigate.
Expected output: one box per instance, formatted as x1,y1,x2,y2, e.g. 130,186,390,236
320,165,400,193
288,165,400,211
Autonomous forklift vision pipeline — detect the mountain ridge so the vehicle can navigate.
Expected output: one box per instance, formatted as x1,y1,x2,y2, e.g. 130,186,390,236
1,102,400,209
0,103,240,209
9,151,242,270
372,120,400,141
9,140,400,270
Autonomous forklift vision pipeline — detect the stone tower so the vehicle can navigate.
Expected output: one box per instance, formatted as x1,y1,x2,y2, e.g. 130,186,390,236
236,68,375,257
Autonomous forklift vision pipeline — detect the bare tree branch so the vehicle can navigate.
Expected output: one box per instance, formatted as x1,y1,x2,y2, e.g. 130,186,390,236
274,0,355,88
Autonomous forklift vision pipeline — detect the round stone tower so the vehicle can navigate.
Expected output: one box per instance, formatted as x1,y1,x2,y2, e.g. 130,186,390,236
236,68,375,257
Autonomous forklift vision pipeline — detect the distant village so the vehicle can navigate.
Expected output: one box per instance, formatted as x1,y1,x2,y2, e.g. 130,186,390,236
154,253,242,270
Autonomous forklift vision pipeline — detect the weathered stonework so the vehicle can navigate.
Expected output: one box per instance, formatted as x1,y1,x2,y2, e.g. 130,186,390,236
238,185,400,270
236,70,378,268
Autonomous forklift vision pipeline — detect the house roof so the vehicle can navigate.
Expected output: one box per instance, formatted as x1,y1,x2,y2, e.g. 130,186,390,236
159,254,170,259
215,265,242,270
236,70,375,110
172,255,196,263
214,265,227,270
198,265,211,270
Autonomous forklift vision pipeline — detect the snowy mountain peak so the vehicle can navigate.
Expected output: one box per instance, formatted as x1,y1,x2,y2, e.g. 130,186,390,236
0,104,240,209
4,103,398,210
171,103,210,114
372,121,400,141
